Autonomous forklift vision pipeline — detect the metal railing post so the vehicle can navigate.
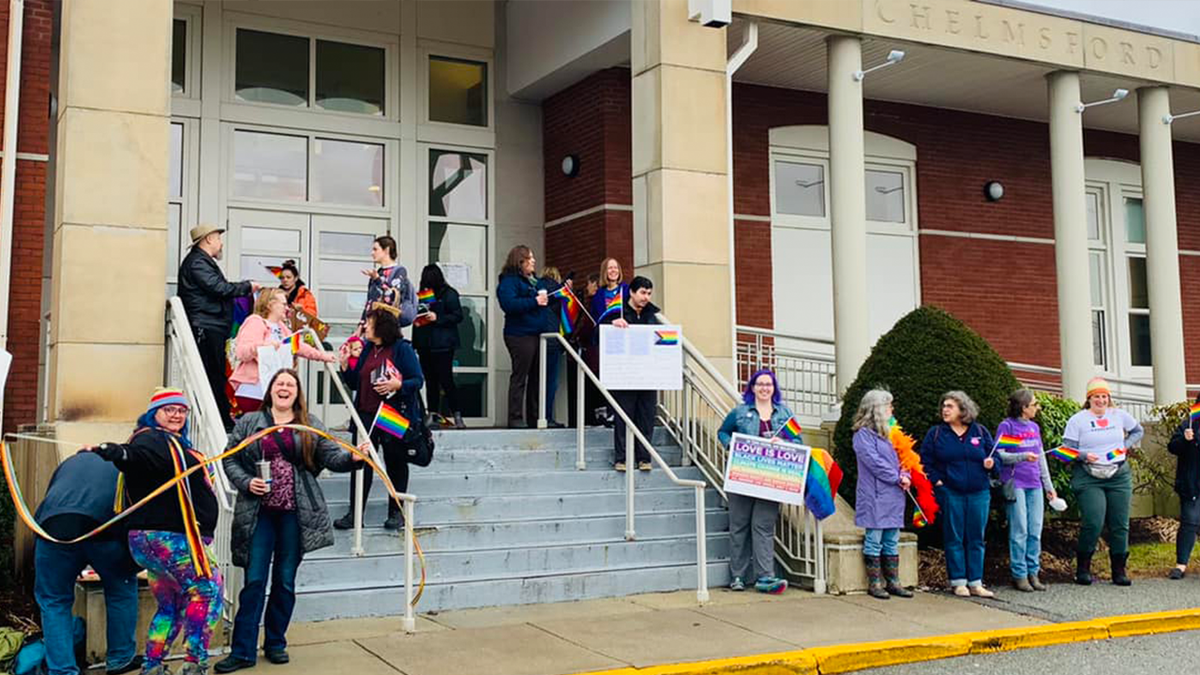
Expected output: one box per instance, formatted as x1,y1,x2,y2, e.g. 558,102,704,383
403,498,416,633
352,470,365,556
813,516,827,594
576,358,586,470
625,428,636,540
695,485,710,603
681,388,693,467
537,335,548,429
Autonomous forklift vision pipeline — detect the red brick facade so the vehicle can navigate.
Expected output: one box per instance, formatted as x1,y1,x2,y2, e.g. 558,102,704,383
542,68,1200,381
0,0,52,433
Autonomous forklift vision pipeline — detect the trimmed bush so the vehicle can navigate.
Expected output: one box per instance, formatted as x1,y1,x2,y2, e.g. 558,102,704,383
833,306,1020,505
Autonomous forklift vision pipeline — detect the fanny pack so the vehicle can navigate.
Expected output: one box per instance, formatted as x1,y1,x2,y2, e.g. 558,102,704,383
1083,462,1120,480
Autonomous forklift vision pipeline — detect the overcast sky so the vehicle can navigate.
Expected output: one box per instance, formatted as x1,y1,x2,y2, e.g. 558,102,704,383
988,0,1200,41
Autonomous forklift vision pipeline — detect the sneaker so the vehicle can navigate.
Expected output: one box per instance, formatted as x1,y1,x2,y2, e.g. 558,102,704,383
729,577,745,592
140,665,171,675
614,462,627,472
213,656,254,674
179,663,209,675
1169,567,1186,580
754,576,787,594
952,585,970,597
264,649,289,665
453,412,467,430
969,585,995,598
333,513,354,530
107,655,143,675
638,461,652,472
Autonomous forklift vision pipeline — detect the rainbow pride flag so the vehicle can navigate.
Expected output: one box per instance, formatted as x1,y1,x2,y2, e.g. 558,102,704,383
805,447,842,520
775,417,803,442
1191,402,1200,425
1107,448,1127,462
372,402,411,440
418,289,436,304
1047,446,1080,463
654,330,679,346
599,289,623,321
286,332,304,354
912,509,929,528
994,434,1023,451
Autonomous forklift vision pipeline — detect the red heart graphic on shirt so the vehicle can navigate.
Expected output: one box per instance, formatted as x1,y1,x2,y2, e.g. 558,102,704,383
1096,419,1109,428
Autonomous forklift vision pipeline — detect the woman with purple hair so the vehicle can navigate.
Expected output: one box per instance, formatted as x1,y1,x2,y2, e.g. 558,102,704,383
716,369,796,594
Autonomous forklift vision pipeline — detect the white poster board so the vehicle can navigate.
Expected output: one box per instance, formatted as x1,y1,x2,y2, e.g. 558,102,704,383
257,345,293,391
598,324,682,391
723,433,810,506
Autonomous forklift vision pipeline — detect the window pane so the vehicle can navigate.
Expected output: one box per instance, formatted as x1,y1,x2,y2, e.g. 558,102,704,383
1088,251,1104,306
1128,256,1148,309
169,123,183,199
316,40,385,115
1129,314,1152,367
452,372,488,417
235,29,309,107
1086,191,1101,241
430,151,487,219
319,290,369,321
1125,197,1145,244
232,131,307,201
320,231,375,257
167,203,181,275
428,56,487,126
317,258,366,288
241,226,301,253
429,222,486,293
774,161,824,217
311,139,384,207
172,19,186,94
1092,309,1106,368
865,170,904,223
455,295,487,367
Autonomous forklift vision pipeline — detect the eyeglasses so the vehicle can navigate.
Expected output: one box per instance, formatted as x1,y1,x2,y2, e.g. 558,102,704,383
159,405,188,416
754,383,774,388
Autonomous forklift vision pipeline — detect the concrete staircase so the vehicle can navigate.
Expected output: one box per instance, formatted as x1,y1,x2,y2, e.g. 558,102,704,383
291,427,730,622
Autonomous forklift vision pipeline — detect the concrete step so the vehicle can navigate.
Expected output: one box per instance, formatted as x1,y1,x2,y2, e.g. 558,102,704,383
402,446,685,473
322,486,723,523
291,560,731,621
298,533,730,587
317,509,730,555
423,426,678,451
318,465,709,496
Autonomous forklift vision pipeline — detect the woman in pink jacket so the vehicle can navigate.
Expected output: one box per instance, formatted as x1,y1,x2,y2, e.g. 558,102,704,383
231,289,334,414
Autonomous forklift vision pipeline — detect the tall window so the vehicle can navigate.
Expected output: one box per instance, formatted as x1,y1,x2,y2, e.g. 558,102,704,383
428,55,488,126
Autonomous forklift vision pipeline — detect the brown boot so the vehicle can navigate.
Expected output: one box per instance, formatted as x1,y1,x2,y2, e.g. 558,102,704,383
865,555,890,599
883,554,913,597
1028,573,1047,591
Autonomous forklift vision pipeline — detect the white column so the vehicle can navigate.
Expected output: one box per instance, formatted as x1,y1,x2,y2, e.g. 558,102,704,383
1047,71,1094,403
1138,86,1187,402
827,36,869,393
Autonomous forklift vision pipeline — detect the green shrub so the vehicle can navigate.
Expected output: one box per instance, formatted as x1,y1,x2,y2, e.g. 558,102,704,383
833,306,1020,505
1137,400,1190,499
1033,391,1082,518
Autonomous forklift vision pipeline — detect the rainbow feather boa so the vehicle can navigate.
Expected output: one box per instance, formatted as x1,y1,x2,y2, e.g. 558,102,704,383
889,422,939,528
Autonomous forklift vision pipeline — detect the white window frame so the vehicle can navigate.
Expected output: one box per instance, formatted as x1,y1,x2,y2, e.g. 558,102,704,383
420,142,495,423
167,117,200,286
222,12,400,123
418,41,495,146
172,3,203,101
1085,187,1111,372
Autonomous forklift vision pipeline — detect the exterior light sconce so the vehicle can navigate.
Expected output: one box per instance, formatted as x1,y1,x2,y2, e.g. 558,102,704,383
853,50,905,81
1164,109,1200,125
984,181,1004,202
561,154,580,178
1076,88,1128,114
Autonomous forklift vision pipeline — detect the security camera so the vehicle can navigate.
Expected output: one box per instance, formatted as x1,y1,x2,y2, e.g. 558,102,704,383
688,0,731,28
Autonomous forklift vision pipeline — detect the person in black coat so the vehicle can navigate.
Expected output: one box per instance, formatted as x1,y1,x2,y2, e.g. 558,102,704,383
177,224,260,431
334,305,425,530
1168,394,1200,579
413,264,465,429
598,275,661,471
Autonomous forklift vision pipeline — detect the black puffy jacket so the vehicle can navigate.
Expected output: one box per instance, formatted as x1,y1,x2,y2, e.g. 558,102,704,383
412,285,463,353
1168,420,1200,499
178,247,253,333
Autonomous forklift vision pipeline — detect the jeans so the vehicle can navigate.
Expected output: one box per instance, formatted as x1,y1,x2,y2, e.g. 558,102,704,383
862,528,900,557
230,510,303,662
34,539,139,675
937,487,990,586
727,494,779,581
1178,495,1200,565
544,343,563,422
1071,462,1132,555
1006,488,1045,578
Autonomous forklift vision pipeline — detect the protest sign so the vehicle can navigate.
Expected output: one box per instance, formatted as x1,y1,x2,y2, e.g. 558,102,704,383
723,433,810,506
598,324,682,391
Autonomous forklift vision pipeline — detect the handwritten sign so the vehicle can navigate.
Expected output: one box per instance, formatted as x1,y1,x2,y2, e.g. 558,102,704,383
598,324,682,391
723,433,810,506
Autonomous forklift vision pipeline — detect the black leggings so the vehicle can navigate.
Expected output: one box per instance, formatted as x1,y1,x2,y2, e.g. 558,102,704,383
419,349,460,415
1179,494,1200,565
347,415,410,519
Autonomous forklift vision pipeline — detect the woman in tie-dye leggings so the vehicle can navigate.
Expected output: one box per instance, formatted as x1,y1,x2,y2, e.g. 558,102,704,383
92,389,223,675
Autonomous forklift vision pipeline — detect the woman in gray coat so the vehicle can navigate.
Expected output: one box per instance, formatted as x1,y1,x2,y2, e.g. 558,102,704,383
717,369,793,595
852,389,912,600
215,369,367,673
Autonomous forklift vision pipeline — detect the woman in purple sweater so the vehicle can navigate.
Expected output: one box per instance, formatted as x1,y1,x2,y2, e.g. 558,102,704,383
995,389,1057,592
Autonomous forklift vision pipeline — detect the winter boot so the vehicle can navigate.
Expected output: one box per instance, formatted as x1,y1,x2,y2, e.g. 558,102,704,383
1075,551,1094,585
865,555,890,599
882,554,913,597
1111,552,1132,586
1028,573,1047,591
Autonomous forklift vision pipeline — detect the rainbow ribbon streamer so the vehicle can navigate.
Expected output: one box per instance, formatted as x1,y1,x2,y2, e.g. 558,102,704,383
654,330,679,346
166,436,213,578
1047,446,1080,463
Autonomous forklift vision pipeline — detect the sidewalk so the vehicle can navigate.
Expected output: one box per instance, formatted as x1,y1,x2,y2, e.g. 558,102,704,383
263,586,1047,675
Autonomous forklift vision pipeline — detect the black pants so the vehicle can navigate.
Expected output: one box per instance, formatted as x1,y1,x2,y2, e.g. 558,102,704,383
346,418,410,520
504,334,540,427
1179,494,1200,565
419,349,460,415
194,326,233,430
613,390,655,465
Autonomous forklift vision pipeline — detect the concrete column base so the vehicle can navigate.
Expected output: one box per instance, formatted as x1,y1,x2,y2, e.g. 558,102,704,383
824,530,920,594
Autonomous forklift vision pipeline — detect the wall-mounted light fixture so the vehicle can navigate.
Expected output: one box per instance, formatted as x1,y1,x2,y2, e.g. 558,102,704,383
561,154,580,178
1076,88,1128,114
853,50,905,81
984,181,1004,202
1164,109,1200,125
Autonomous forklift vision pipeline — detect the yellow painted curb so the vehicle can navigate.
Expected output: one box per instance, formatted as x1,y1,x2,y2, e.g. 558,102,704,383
808,636,970,675
1103,608,1200,638
965,619,1109,654
582,651,818,675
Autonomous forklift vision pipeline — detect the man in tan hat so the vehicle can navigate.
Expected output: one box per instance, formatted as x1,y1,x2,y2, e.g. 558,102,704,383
178,224,260,431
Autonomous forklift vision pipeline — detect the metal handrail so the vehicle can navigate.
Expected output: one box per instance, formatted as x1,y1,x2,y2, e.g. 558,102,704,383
735,324,836,348
536,332,711,603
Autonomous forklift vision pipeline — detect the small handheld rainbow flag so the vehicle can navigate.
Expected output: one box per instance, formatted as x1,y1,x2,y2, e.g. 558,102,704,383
774,417,803,442
994,434,1023,450
286,332,304,354
1190,402,1200,425
1107,448,1127,462
1047,446,1080,463
371,402,411,440
417,289,436,304
905,489,929,528
654,330,679,346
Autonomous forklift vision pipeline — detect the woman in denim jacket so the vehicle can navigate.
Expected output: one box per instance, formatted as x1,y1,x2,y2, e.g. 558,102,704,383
717,369,794,594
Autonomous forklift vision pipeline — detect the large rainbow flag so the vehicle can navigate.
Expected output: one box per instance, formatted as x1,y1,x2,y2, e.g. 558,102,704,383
559,287,582,336
1191,402,1200,426
805,447,842,520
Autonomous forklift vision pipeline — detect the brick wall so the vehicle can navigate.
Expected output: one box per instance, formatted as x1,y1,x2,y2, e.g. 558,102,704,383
0,0,53,433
